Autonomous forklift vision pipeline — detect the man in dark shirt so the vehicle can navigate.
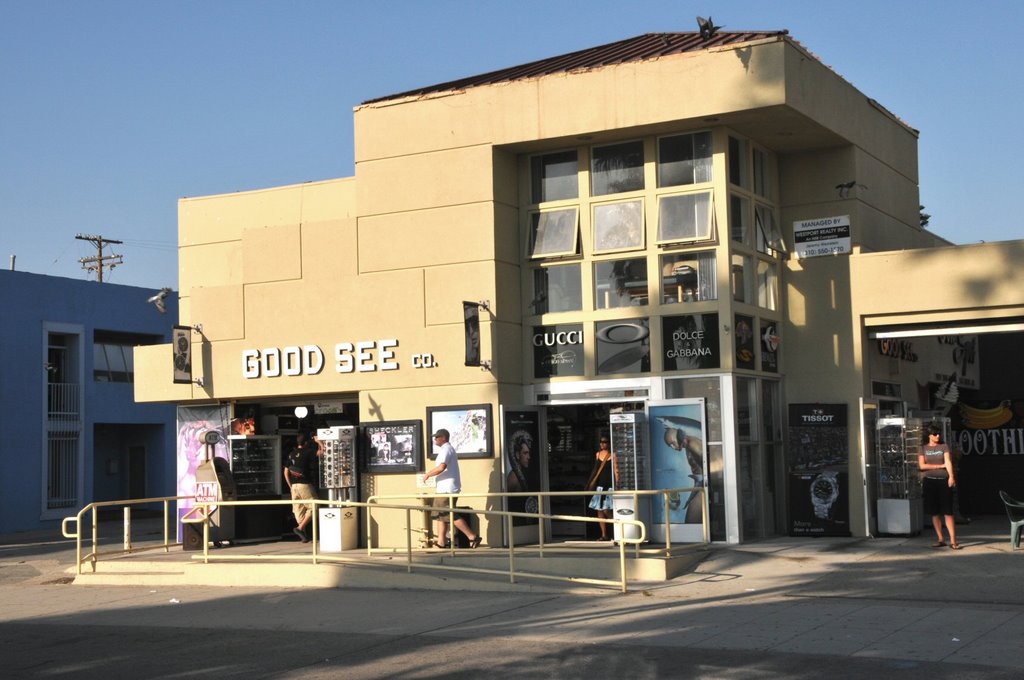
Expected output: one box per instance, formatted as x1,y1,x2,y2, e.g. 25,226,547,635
284,431,320,542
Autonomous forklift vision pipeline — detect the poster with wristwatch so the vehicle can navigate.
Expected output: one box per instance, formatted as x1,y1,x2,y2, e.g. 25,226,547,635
787,403,851,536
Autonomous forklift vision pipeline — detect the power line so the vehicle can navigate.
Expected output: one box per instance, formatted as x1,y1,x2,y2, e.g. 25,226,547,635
75,233,123,283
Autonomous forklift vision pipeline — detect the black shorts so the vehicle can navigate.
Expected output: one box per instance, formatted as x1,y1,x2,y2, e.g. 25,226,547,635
922,477,954,516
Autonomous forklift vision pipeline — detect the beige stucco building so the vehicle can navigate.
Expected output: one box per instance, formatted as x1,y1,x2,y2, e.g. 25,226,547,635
136,31,1024,547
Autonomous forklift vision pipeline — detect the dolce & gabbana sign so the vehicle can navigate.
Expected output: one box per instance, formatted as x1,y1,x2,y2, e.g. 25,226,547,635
241,338,439,379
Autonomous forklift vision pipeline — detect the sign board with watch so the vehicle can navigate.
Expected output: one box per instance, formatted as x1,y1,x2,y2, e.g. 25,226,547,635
786,403,851,536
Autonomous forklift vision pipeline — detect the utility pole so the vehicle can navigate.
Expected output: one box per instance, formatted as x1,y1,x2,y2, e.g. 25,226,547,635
75,233,123,283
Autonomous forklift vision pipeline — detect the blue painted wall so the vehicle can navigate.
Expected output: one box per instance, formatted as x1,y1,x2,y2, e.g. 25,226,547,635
0,270,178,534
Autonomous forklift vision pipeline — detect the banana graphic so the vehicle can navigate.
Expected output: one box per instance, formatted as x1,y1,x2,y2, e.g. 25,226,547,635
959,401,1013,429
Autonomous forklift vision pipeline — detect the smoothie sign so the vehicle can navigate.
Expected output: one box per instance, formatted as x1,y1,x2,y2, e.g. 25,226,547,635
241,338,438,378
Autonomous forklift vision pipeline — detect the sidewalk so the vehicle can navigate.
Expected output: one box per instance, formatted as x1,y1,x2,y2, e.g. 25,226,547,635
1,515,1020,677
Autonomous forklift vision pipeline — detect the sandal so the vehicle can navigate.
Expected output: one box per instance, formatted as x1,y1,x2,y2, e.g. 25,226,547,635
931,541,946,548
469,536,482,549
950,543,963,550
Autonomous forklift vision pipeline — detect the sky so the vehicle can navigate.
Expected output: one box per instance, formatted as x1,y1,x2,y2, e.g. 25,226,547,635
2,1,1022,290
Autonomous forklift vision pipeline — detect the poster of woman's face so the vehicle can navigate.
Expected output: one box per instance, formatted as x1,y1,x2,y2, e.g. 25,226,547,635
176,405,230,538
503,409,541,525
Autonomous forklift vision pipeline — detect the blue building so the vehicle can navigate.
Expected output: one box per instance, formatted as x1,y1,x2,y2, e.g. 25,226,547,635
0,270,178,533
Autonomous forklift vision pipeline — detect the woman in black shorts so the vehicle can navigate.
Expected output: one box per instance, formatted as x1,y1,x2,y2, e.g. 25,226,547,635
918,425,959,550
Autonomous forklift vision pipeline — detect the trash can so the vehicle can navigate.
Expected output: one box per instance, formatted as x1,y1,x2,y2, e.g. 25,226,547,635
318,505,359,552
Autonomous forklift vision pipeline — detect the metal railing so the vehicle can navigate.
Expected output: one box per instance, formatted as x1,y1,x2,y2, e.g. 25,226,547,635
366,487,710,557
61,495,189,572
62,487,708,593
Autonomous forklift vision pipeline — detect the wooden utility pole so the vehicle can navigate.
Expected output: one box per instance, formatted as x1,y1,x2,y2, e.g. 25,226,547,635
75,233,123,282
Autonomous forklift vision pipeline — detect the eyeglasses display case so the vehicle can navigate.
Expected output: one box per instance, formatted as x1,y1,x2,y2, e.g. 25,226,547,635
875,417,923,535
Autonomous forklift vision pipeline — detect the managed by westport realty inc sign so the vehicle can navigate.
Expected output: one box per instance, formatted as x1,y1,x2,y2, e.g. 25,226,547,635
793,215,851,259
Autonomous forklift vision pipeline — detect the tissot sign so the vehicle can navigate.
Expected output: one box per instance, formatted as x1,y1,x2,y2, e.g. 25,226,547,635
241,338,439,378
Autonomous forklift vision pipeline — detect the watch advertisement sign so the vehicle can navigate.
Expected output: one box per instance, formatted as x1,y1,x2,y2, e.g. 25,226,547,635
787,403,850,536
532,324,584,378
661,313,719,371
789,471,850,537
760,321,779,373
734,314,755,370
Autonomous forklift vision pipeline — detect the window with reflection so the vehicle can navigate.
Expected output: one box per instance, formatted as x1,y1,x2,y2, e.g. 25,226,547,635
657,192,713,243
728,136,749,188
730,194,750,245
594,257,648,309
530,150,578,203
732,253,751,303
658,132,712,187
94,342,133,382
660,251,717,304
531,264,582,314
753,147,771,199
529,208,579,258
591,140,644,196
754,204,783,256
593,199,644,253
757,259,778,310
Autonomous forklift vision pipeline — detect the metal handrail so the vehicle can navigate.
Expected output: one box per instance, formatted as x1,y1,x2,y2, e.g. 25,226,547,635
366,486,710,555
61,495,191,573
185,497,650,592
62,487,709,592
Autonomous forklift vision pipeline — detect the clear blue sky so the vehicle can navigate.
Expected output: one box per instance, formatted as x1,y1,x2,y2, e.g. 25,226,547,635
2,1,1022,290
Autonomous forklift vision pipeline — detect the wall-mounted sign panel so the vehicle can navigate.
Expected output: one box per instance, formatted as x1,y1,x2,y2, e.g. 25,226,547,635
793,215,851,259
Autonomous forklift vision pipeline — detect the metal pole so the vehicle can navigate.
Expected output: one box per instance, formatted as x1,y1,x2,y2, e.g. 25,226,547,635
123,506,131,551
664,492,671,553
507,512,516,583
91,506,98,572
406,508,413,572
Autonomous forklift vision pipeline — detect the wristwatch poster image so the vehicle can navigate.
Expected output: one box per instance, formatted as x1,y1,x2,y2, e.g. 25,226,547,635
789,470,851,536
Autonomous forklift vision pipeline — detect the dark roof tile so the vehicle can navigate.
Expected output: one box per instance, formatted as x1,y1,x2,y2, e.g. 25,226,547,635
362,31,788,104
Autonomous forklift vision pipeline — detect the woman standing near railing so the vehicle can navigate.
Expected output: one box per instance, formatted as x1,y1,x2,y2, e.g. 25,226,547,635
587,435,615,541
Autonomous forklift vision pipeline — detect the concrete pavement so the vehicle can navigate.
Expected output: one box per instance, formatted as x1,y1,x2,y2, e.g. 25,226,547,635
0,515,1021,678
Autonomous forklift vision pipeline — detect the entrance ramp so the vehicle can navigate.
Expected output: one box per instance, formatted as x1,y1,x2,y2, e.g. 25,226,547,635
67,540,709,592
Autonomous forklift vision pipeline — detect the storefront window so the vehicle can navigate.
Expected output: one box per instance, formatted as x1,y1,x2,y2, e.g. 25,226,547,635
732,253,751,303
753,147,771,199
664,376,725,541
591,140,644,196
657,131,712,187
660,251,717,304
736,376,757,440
730,194,750,245
532,264,582,314
664,376,722,442
755,204,783,256
595,317,650,374
728,136,749,189
757,259,778,310
657,191,713,243
594,258,648,309
593,199,644,253
532,323,585,378
529,208,579,259
530,150,578,203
